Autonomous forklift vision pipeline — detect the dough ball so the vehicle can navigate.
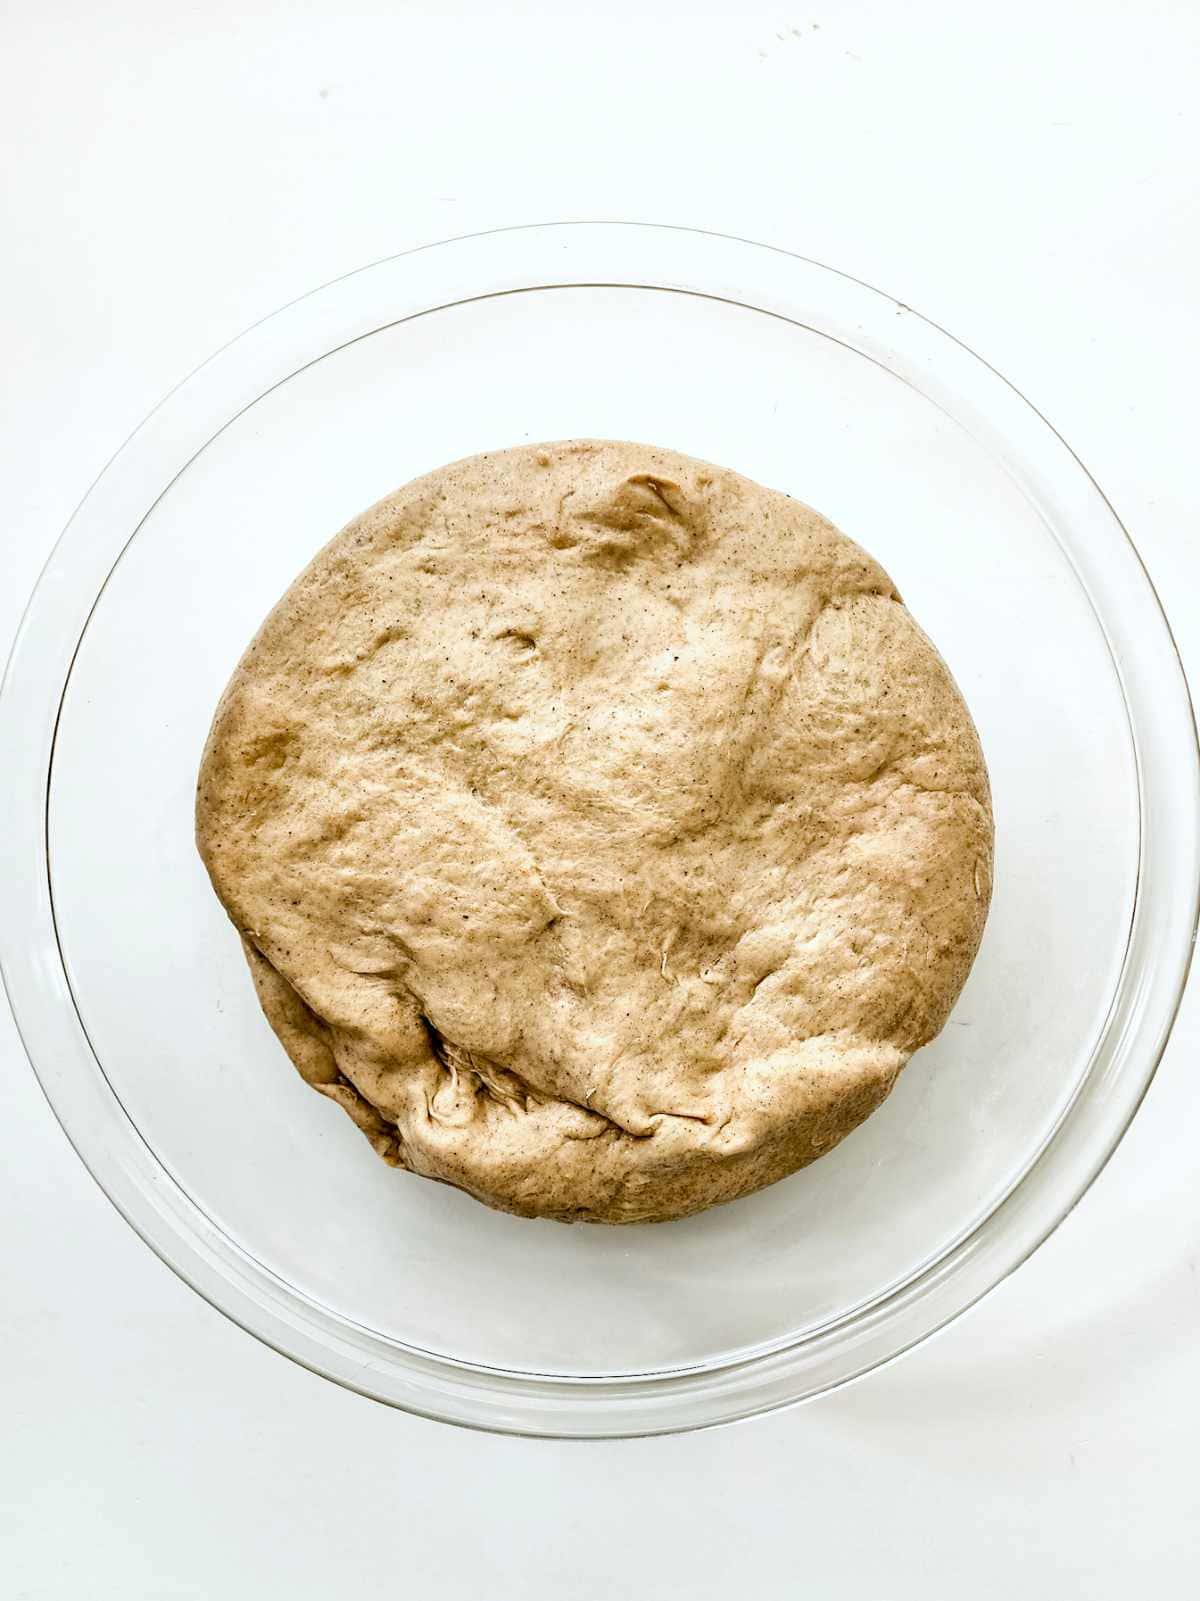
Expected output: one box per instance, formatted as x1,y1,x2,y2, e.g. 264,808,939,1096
197,441,992,1223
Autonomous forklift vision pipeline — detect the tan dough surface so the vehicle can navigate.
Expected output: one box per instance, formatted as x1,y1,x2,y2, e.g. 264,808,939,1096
197,440,993,1223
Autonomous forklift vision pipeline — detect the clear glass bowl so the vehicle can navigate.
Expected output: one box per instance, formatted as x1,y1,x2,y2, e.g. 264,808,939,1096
2,223,1196,1437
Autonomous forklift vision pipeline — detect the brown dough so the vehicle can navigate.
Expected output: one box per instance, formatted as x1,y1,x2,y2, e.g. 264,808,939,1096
196,441,993,1223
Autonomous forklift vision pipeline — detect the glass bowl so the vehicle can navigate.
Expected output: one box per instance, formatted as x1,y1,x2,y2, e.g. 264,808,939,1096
2,223,1196,1437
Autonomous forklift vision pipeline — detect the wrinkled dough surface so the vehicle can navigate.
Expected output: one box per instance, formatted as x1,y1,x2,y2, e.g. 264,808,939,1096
197,441,993,1222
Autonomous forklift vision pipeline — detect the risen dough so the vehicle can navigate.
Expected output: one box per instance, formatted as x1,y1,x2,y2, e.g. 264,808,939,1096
197,441,992,1223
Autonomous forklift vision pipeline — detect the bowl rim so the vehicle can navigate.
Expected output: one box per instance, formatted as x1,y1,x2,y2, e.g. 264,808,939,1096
2,219,1197,1437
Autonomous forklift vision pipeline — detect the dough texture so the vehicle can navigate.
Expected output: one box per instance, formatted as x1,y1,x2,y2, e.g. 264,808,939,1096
197,441,992,1223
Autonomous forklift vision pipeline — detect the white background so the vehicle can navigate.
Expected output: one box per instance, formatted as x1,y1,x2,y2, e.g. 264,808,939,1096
2,2,1198,1594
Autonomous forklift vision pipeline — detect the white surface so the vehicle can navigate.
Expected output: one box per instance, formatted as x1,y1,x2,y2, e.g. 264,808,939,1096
1,0,1197,1592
